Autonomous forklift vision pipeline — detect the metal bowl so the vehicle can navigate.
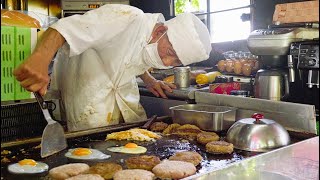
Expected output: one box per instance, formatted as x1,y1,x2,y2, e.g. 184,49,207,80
226,113,290,152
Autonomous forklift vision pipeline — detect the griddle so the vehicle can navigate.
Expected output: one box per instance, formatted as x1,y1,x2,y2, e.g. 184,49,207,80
1,121,316,180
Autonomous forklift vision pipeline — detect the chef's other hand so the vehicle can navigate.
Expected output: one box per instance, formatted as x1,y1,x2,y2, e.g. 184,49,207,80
13,52,50,96
145,80,176,99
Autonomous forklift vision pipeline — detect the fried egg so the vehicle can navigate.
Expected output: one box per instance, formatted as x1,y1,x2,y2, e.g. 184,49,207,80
65,148,111,160
107,143,147,154
8,159,48,174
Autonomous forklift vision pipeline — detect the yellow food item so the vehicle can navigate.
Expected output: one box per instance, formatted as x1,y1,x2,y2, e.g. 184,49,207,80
242,63,252,76
233,61,242,75
18,159,37,166
72,148,92,156
107,143,147,154
163,75,174,84
1,9,41,28
225,60,234,73
217,60,226,72
196,71,222,84
106,128,161,141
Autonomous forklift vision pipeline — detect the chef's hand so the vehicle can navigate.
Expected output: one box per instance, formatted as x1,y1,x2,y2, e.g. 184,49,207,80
13,52,50,96
145,79,176,99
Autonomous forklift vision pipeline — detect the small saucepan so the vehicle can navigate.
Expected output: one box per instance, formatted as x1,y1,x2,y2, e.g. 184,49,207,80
226,113,290,152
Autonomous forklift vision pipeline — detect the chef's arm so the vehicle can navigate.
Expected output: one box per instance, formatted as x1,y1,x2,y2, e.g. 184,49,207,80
139,71,176,99
13,28,66,96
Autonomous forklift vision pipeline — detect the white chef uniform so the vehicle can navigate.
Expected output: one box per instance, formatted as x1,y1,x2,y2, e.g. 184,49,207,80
50,4,164,131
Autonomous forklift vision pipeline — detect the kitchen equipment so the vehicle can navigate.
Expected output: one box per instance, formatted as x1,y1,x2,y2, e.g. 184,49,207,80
254,69,290,101
34,92,67,158
170,104,237,131
288,40,319,110
61,0,130,17
247,25,318,101
226,113,290,152
174,66,191,89
0,115,316,180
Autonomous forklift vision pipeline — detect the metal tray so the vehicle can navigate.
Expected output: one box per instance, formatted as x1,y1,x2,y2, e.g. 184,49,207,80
170,104,237,131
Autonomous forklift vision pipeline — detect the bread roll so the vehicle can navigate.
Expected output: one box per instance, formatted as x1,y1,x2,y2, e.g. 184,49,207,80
1,9,41,28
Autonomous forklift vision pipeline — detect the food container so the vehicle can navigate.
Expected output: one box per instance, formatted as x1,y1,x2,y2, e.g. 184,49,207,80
174,66,191,89
170,104,237,131
226,113,290,152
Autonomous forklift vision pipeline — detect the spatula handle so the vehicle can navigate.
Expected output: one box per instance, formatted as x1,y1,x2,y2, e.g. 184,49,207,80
34,92,48,109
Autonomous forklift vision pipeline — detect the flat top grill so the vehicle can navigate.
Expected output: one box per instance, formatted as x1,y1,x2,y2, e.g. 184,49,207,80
1,122,315,180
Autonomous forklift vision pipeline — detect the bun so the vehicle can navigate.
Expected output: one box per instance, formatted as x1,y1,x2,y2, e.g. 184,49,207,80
1,9,41,28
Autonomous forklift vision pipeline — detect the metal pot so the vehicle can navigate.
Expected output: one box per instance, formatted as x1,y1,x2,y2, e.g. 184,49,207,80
226,113,290,152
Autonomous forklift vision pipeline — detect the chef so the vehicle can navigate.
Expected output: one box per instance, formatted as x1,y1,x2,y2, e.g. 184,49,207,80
13,4,211,131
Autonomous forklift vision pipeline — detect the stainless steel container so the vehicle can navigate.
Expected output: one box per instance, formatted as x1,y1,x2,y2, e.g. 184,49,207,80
170,104,237,131
254,69,290,101
174,66,191,89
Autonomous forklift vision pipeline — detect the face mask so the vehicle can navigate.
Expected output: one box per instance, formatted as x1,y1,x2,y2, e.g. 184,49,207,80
143,31,173,69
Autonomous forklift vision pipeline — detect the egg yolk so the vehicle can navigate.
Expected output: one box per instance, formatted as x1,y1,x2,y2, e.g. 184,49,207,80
125,143,138,148
72,148,92,156
18,159,37,166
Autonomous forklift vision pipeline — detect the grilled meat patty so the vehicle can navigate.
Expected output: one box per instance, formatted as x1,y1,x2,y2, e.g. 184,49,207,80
196,131,220,145
66,174,104,180
206,141,234,154
168,151,203,166
86,162,122,180
49,163,90,180
152,160,196,179
162,123,181,135
125,155,161,171
150,122,169,132
172,124,203,140
113,169,155,180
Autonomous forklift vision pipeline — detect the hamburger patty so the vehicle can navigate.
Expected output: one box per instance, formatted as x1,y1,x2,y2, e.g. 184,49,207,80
125,155,161,171
162,123,181,135
86,162,122,180
172,124,202,140
196,131,220,145
66,174,104,180
150,122,169,132
49,163,89,180
168,151,203,166
152,160,196,179
113,169,155,180
206,141,234,154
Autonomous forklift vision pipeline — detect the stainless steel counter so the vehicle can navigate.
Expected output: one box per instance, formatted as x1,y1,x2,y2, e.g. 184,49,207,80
185,136,319,180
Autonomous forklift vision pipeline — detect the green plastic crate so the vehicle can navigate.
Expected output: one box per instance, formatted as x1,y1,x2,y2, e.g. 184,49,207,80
14,27,36,100
1,26,37,101
1,26,15,101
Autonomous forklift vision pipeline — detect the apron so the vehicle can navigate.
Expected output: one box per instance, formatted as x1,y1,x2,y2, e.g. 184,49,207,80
50,5,164,131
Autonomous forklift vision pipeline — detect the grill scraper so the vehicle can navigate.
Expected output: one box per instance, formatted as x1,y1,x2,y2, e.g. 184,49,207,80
34,92,67,158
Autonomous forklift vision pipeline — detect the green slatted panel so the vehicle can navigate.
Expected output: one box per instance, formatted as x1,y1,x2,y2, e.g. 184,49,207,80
1,26,15,101
14,27,32,100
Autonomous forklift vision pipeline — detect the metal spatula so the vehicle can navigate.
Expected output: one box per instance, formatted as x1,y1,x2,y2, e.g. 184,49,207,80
34,92,67,158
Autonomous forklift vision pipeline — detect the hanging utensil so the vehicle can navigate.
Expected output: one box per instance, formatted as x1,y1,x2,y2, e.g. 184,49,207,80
34,92,67,158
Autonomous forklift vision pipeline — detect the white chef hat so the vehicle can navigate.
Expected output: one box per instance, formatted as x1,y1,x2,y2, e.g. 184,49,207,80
164,13,212,65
